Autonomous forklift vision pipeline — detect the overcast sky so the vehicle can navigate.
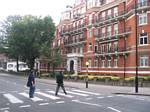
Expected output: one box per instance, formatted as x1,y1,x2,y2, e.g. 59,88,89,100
0,0,74,25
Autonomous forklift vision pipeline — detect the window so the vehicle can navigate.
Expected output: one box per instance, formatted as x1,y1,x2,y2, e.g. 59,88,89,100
101,60,105,68
94,44,98,53
101,27,105,38
88,29,92,38
88,59,92,67
107,60,111,68
88,43,92,51
101,11,105,21
107,9,111,19
94,28,98,37
114,59,118,67
89,14,93,25
101,44,105,53
107,26,111,37
94,58,98,67
139,33,148,45
114,7,118,17
139,13,147,25
114,42,118,51
140,55,148,67
114,24,118,34
138,0,148,7
107,43,111,53
80,46,83,53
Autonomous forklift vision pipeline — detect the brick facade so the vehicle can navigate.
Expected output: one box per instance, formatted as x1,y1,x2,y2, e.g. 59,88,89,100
51,0,150,78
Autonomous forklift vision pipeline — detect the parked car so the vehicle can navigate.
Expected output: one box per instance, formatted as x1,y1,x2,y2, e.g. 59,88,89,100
6,61,29,72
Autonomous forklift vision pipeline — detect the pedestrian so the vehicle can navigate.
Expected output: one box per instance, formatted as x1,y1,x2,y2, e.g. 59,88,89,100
27,70,35,98
55,71,67,96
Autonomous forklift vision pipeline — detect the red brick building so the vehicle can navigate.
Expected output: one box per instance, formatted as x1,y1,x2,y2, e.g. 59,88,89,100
51,0,150,78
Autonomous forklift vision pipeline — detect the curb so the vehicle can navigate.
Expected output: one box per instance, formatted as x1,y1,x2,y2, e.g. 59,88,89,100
113,92,150,96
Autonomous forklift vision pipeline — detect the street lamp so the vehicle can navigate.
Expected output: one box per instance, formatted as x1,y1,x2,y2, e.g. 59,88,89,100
135,0,138,93
85,61,89,88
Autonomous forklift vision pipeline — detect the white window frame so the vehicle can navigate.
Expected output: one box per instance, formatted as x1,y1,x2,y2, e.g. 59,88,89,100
139,13,147,26
139,34,148,45
140,55,148,67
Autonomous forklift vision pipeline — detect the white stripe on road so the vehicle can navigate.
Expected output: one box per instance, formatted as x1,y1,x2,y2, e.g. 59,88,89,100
47,91,74,98
107,107,122,112
97,97,104,99
66,91,89,97
19,105,31,108
39,103,49,106
0,107,9,111
72,100,102,107
19,92,43,102
3,93,23,104
56,101,65,104
35,92,60,100
72,89,100,95
107,96,114,98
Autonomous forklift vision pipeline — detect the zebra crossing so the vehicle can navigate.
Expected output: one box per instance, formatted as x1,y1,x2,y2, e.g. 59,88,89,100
2,89,102,105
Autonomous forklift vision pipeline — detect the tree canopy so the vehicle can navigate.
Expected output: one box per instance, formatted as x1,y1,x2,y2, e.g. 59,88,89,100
0,15,55,70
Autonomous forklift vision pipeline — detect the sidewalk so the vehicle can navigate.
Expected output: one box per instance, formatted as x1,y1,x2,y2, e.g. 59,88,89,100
37,77,150,96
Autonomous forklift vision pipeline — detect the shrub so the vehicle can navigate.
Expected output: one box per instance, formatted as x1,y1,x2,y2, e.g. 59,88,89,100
111,76,120,81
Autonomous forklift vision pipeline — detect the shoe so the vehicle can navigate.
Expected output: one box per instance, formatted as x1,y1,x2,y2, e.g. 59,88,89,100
55,94,58,96
65,92,67,95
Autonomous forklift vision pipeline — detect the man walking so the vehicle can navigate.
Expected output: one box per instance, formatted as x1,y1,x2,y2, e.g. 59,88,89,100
55,71,67,96
27,70,35,98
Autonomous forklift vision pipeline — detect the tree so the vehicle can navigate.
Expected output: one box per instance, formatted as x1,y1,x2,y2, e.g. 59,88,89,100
3,15,55,70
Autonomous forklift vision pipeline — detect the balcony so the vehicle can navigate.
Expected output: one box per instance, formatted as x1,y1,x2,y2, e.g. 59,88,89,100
67,53,84,58
97,46,130,57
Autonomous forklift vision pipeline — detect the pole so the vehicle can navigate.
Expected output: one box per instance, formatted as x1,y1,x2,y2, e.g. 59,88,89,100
86,65,88,88
135,0,138,93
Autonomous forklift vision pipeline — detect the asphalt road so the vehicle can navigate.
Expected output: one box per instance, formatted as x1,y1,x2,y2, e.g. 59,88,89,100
0,73,150,112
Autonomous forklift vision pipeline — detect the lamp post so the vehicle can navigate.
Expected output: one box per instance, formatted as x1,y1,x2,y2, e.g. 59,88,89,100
85,61,89,88
135,0,138,93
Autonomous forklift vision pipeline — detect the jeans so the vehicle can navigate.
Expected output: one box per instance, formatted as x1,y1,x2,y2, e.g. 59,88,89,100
29,86,35,98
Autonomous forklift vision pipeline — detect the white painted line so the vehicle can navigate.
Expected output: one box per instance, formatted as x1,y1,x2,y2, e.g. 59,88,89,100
107,96,114,98
3,93,23,104
56,101,65,104
39,103,49,106
0,107,9,111
35,92,60,100
20,105,31,108
67,91,89,97
47,91,74,98
4,110,9,112
72,89,100,95
72,100,102,107
107,107,122,112
97,97,104,99
116,95,124,97
19,92,43,102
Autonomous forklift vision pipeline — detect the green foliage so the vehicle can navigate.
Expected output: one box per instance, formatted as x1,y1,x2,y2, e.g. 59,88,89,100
1,15,55,70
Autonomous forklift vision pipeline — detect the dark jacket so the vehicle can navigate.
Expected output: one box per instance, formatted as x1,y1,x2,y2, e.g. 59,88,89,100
27,72,35,87
56,72,64,84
